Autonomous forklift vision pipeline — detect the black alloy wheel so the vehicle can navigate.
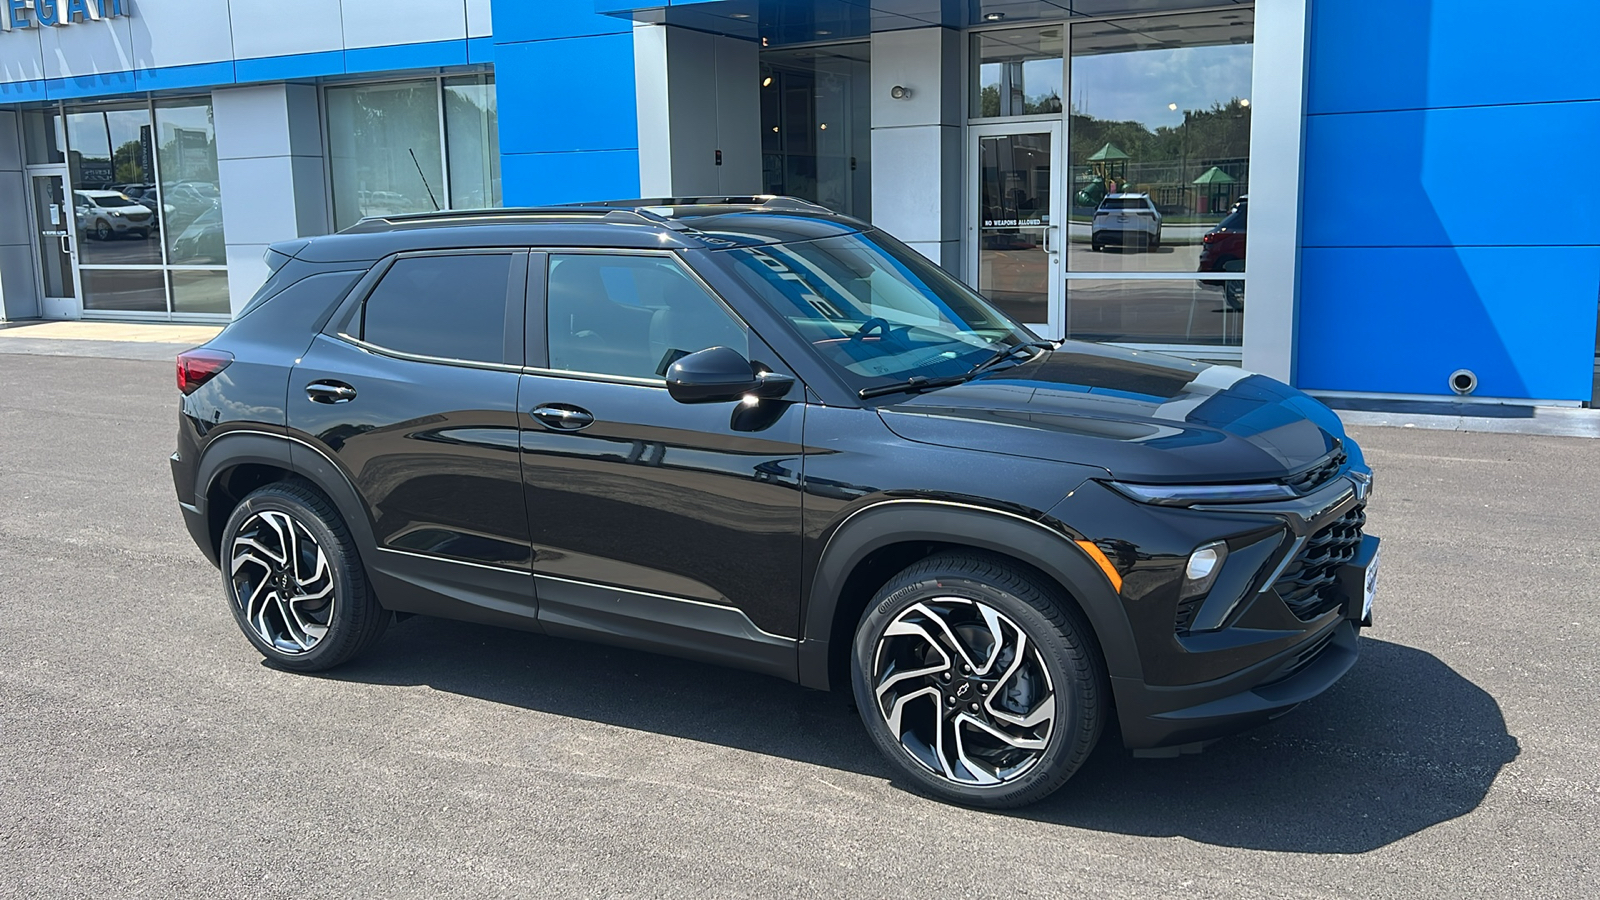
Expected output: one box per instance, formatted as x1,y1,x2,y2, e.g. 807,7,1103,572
220,482,389,671
94,220,111,241
852,552,1105,808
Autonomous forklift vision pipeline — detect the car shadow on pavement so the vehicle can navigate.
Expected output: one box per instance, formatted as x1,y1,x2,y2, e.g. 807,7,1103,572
325,621,1516,854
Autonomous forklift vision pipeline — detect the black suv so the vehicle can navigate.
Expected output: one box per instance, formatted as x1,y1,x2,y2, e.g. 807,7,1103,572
172,197,1380,808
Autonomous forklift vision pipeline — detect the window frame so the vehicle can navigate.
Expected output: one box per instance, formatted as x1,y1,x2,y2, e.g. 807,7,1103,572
529,248,755,389
333,248,528,371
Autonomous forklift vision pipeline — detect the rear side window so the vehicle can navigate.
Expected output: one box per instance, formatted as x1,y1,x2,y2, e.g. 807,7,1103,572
361,254,513,364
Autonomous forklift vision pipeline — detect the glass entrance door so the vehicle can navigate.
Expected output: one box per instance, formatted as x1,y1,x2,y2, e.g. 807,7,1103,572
30,173,79,315
970,122,1062,334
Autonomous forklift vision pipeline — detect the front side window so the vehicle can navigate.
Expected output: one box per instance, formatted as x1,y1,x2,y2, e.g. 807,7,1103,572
546,254,748,381
360,254,513,364
711,231,1031,390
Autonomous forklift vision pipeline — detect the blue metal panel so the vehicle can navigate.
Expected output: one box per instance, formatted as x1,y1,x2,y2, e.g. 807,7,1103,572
494,1,632,44
43,70,137,100
133,61,238,93
1309,0,1600,115
0,80,47,102
1303,101,1600,249
1298,246,1600,401
493,34,637,155
234,50,347,85
501,150,641,206
344,39,469,75
467,36,496,64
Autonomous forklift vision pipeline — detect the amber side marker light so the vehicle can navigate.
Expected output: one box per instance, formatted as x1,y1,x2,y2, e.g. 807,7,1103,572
1074,540,1124,593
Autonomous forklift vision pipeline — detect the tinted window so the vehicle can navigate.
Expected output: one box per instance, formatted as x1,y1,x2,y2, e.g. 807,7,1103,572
1099,197,1151,210
362,254,512,363
1218,206,1247,230
547,254,747,380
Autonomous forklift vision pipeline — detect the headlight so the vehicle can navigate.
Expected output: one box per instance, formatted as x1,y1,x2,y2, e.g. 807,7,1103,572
1102,480,1296,506
107,210,123,217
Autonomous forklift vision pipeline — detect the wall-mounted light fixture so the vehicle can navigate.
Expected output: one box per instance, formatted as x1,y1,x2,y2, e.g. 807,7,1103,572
890,85,912,100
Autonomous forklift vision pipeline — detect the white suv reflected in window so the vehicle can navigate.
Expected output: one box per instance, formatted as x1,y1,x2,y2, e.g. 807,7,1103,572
1091,193,1162,252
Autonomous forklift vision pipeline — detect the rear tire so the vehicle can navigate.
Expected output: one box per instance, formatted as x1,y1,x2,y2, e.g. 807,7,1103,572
851,552,1105,808
219,482,388,672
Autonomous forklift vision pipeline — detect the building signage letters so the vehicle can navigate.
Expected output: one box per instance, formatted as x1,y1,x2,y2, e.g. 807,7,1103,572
2,0,128,31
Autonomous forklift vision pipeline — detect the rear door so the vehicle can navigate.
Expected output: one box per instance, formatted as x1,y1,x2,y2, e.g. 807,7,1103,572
517,250,806,677
289,249,536,623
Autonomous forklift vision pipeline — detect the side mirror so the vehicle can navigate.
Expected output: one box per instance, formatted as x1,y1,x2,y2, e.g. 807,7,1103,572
666,347,794,404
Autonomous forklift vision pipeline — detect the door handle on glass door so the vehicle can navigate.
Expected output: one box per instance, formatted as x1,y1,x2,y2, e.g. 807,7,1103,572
306,381,358,404
532,405,594,431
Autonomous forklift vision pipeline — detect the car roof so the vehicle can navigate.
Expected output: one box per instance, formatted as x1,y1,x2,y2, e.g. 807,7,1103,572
285,196,870,262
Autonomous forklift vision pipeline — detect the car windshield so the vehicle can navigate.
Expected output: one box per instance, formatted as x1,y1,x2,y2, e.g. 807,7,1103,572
710,231,1034,389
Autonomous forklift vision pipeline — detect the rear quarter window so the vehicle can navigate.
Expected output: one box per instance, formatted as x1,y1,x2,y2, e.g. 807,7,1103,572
360,254,514,364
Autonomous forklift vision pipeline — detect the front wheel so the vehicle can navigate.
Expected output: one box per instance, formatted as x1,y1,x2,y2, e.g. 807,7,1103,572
219,482,389,672
93,221,112,241
851,552,1105,808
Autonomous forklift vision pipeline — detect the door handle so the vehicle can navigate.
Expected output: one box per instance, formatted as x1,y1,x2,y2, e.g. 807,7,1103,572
306,381,358,404
532,404,594,431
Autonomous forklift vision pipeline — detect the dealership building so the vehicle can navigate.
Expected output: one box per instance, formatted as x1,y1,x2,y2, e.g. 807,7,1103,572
1,0,1596,405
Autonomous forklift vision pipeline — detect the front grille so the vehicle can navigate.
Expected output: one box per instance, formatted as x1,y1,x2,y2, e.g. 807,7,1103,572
1284,448,1346,495
1273,502,1366,620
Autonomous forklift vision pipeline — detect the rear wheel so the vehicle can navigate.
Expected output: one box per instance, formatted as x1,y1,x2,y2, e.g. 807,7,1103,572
851,552,1105,808
220,482,388,671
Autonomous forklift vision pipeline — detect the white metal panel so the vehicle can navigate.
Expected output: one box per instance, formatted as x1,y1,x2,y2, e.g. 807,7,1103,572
38,12,135,79
0,109,21,171
871,124,960,244
870,27,960,131
224,242,271,316
217,156,302,245
342,0,466,50
0,172,27,245
230,0,343,60
633,24,673,197
130,0,235,70
1241,0,1312,384
467,0,493,39
213,85,295,161
0,243,43,321
0,27,46,84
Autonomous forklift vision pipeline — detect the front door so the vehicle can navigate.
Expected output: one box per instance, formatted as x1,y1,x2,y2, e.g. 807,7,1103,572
28,172,79,318
518,250,805,676
969,123,1063,337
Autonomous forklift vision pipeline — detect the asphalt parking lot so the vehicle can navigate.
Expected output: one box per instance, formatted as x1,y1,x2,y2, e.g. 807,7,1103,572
1,351,1595,898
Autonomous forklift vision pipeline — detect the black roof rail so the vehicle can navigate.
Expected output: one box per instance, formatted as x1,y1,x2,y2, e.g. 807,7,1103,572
341,196,833,234
570,195,834,214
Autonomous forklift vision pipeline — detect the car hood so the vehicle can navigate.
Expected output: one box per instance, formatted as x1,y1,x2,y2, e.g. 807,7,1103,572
876,343,1349,483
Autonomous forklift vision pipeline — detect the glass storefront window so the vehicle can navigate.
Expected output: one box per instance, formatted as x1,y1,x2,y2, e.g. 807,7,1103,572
65,103,164,268
973,28,1064,118
760,43,872,219
444,75,502,210
1067,11,1254,276
156,98,226,266
327,80,446,230
1066,278,1243,346
81,269,166,313
171,269,232,315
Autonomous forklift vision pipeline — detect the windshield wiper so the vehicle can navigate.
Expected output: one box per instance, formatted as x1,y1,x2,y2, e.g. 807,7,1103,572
968,340,1056,377
858,374,974,400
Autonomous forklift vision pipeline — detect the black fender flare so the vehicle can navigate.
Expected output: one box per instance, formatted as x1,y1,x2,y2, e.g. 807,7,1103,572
797,500,1144,690
194,430,378,562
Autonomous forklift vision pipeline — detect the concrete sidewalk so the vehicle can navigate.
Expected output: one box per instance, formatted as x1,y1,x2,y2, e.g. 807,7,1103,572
0,320,221,361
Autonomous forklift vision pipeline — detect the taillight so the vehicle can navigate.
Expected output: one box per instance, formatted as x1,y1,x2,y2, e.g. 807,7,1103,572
1203,232,1221,244
177,349,234,395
